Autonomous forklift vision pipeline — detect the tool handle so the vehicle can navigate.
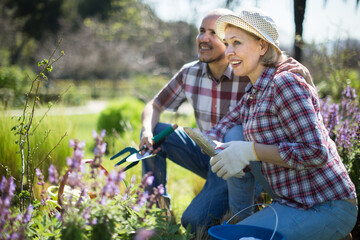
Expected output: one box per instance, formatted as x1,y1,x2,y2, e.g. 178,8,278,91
152,124,178,144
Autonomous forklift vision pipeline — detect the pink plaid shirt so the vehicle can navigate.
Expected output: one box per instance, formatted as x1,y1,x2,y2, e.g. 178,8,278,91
208,67,357,209
154,60,249,132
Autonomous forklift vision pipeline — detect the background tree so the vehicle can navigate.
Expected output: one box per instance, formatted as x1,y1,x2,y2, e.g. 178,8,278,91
293,0,306,62
4,0,64,64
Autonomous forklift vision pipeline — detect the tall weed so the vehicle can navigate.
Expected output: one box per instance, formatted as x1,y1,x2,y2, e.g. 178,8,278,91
0,114,72,184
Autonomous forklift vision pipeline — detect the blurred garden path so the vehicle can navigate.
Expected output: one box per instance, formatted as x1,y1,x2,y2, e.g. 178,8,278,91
4,100,193,116
4,100,108,116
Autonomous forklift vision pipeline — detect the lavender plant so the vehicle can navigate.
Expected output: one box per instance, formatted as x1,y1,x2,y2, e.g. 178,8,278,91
320,86,360,237
320,86,360,167
22,129,192,240
0,176,33,240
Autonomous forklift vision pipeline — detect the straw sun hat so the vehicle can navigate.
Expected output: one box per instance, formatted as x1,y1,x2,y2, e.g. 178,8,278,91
215,8,281,54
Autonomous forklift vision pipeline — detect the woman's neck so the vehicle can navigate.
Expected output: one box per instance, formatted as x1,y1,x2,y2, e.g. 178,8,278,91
248,65,267,85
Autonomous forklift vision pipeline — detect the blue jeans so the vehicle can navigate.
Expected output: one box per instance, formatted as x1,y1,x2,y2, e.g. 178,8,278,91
224,127,262,220
238,200,358,240
142,123,261,232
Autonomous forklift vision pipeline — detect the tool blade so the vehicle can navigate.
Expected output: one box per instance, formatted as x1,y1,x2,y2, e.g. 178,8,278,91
126,151,156,162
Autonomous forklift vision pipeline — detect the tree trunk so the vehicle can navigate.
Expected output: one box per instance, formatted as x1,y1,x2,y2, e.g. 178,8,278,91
10,36,27,65
294,0,307,62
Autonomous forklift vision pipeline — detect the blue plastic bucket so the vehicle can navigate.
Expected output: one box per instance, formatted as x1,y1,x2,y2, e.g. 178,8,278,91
208,204,285,240
208,224,285,240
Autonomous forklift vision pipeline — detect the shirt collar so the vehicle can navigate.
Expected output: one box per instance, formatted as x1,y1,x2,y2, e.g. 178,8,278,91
200,61,232,82
246,66,276,93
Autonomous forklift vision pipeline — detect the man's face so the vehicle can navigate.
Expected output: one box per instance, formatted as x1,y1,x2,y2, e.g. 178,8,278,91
196,15,226,63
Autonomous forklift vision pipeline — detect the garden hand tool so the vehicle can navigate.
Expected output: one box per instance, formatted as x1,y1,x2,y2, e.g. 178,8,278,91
183,127,252,176
111,124,178,171
183,127,275,198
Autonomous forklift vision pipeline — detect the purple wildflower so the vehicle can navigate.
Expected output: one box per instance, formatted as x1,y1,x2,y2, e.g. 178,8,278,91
145,175,154,187
69,139,76,147
55,211,62,221
132,204,141,212
92,130,98,139
101,169,125,198
0,176,16,208
90,218,98,225
92,130,107,168
78,140,86,149
134,228,155,240
48,164,59,184
36,168,45,186
10,232,19,239
158,184,165,195
132,191,149,212
82,207,91,220
67,139,86,170
75,187,88,207
319,86,360,163
22,204,34,224
100,196,107,205
100,129,106,138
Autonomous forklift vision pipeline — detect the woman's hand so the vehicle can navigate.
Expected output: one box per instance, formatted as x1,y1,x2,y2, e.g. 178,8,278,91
210,141,257,180
277,57,315,88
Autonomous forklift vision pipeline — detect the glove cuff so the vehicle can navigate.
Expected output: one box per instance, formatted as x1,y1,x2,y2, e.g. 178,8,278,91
252,142,260,161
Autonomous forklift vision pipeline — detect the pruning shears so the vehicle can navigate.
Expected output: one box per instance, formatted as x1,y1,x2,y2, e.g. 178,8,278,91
110,124,178,171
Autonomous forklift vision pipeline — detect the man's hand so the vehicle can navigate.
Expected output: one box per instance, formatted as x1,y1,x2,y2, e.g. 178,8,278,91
139,131,161,155
210,141,257,180
277,57,315,88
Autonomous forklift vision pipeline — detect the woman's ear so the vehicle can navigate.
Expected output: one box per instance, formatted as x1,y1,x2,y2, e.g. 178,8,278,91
259,39,269,55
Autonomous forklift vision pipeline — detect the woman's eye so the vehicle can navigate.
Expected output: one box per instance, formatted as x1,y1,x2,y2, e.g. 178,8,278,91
234,40,241,45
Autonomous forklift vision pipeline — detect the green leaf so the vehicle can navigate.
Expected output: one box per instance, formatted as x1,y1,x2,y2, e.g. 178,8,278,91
38,59,49,66
46,65,53,73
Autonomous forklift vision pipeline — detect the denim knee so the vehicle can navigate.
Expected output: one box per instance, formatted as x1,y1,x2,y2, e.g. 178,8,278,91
181,209,197,233
181,207,220,234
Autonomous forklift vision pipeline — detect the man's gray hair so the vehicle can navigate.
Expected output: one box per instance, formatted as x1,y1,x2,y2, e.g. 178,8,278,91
205,8,234,18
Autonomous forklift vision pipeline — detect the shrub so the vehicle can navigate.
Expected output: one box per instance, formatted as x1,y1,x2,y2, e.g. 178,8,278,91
97,97,144,135
0,66,34,107
97,97,145,155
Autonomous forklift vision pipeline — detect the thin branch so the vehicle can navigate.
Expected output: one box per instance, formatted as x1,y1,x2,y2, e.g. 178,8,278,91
30,85,71,135
17,38,64,210
35,132,68,169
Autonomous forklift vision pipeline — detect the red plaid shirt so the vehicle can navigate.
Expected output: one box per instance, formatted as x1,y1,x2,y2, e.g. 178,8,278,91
154,60,249,132
208,67,357,209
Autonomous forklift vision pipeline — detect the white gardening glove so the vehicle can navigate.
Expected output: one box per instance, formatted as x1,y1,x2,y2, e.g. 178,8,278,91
210,141,258,180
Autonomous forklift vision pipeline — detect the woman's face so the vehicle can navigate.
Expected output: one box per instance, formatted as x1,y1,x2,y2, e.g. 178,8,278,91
223,26,268,82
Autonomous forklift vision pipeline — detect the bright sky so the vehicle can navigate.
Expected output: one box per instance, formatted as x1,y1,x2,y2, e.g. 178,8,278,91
143,0,360,48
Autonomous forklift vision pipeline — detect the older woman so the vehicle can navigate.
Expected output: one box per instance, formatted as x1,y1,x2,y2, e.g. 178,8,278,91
207,8,358,240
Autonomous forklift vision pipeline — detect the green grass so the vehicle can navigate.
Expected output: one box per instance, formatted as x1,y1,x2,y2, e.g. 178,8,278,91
65,113,99,157
0,113,73,181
